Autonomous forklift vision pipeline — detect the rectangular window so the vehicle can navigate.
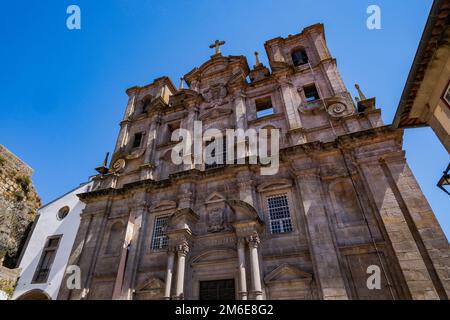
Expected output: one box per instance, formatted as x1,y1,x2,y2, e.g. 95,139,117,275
132,132,143,149
205,138,228,170
166,122,181,143
304,84,320,102
151,216,169,250
255,97,274,118
33,235,62,283
267,194,293,234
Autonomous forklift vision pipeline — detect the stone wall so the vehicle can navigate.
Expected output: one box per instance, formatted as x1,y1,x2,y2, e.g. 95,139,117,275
0,144,41,268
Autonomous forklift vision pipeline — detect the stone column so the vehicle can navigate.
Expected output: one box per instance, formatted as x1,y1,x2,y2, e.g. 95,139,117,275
237,238,248,300
247,233,263,300
164,248,175,300
175,243,189,299
293,168,349,300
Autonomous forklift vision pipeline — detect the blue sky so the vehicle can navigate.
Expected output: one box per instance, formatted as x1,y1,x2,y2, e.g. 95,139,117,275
1,1,448,237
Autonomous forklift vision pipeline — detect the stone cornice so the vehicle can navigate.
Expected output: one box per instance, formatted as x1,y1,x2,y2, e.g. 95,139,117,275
78,126,401,201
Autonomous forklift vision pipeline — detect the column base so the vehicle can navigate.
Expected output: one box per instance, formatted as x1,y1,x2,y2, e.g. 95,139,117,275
238,291,248,300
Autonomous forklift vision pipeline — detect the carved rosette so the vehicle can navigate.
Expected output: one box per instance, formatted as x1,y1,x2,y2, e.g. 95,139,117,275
111,158,126,173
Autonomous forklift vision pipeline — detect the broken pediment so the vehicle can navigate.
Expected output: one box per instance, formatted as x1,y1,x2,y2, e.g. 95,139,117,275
199,107,233,121
136,277,165,292
167,208,199,233
227,199,262,224
264,264,312,284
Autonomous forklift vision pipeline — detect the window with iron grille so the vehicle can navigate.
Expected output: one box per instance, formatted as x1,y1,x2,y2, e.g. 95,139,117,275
33,235,62,283
267,194,293,234
151,216,169,250
205,138,228,170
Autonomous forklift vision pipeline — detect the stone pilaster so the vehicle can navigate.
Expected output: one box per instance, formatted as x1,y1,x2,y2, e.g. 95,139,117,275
359,156,441,300
117,203,149,300
293,168,349,300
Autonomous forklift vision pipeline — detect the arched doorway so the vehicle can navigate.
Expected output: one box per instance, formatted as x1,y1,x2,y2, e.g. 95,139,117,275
16,289,51,300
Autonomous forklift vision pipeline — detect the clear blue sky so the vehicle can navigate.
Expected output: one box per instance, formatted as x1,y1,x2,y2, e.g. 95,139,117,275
1,1,448,237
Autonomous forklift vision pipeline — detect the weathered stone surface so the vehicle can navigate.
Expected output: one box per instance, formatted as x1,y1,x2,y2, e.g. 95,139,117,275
58,24,450,301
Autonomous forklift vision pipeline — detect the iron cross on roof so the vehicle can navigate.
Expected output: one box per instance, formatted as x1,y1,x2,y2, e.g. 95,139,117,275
209,40,226,55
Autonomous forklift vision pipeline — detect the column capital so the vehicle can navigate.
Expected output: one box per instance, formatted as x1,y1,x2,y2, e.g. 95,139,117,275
236,237,247,248
246,232,260,248
176,243,190,256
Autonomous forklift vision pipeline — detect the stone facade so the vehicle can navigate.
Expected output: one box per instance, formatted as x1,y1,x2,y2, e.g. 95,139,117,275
0,144,40,268
58,24,450,300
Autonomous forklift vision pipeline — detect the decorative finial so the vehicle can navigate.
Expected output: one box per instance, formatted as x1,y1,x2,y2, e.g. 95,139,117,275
355,84,367,101
254,51,261,66
103,152,110,167
209,40,226,55
179,77,184,90
95,152,110,175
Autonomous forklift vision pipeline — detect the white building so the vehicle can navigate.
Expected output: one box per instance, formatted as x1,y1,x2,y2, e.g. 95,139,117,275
12,182,92,300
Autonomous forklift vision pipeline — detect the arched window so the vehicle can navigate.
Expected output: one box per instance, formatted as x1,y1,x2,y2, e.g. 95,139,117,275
105,222,124,255
291,49,309,67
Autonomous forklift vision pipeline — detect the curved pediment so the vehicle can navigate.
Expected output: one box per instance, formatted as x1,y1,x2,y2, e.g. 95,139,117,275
257,178,293,192
151,200,177,212
199,107,233,121
264,264,312,284
167,208,199,233
227,199,262,223
136,277,165,292
191,248,237,265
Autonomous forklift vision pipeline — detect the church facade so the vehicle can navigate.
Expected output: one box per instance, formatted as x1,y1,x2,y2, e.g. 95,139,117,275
58,24,450,300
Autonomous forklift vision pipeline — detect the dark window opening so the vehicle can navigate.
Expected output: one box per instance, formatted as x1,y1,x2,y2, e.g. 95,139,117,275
132,132,143,149
167,122,181,143
33,235,62,283
255,97,274,118
205,138,228,170
292,49,309,67
200,279,235,300
304,84,320,102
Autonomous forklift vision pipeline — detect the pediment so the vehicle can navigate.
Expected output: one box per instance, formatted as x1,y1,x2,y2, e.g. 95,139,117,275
199,107,232,121
227,199,262,224
191,248,237,265
264,264,312,284
137,277,165,292
205,192,226,204
257,179,293,192
167,208,199,232
151,200,177,212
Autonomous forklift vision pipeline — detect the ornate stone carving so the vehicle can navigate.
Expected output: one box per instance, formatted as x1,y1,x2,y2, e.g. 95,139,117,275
207,207,226,233
176,242,190,256
202,83,228,108
246,232,260,248
327,102,347,117
111,158,126,173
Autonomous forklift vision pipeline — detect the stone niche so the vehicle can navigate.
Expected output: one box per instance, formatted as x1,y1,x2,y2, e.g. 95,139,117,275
203,192,232,234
